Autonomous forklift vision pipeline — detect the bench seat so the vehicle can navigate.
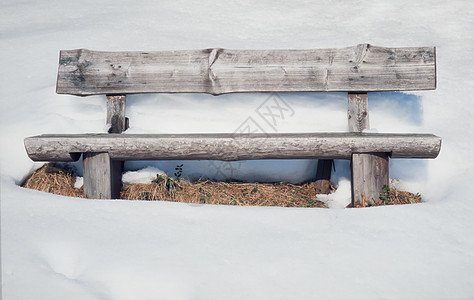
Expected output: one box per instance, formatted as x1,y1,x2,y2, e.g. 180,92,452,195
25,132,441,162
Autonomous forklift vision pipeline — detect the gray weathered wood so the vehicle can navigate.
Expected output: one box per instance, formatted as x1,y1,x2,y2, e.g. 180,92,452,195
83,152,122,199
82,94,126,199
351,152,389,206
24,132,441,162
56,45,436,95
106,95,126,133
348,92,389,207
348,93,370,132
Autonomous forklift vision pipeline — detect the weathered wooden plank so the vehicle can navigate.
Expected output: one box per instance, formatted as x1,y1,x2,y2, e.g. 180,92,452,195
348,93,370,132
24,133,441,162
106,95,126,133
348,92,389,206
351,152,389,206
56,45,436,95
83,152,121,199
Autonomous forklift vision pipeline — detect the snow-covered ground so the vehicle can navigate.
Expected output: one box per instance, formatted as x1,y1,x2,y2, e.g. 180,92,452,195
1,0,473,298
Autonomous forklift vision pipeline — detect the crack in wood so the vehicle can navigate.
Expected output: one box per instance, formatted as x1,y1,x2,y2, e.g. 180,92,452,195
207,48,223,91
354,44,369,67
324,69,329,91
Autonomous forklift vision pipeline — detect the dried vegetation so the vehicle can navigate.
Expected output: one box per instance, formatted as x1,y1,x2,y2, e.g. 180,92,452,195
23,164,422,208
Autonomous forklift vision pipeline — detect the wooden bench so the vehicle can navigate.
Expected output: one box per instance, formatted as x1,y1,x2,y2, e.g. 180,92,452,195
24,44,441,206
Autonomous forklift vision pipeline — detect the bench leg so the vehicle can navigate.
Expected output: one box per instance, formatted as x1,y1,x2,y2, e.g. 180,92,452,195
83,152,122,199
351,152,389,207
315,159,333,194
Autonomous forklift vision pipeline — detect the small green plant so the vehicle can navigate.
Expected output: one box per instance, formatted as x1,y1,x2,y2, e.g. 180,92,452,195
378,184,422,205
174,164,183,179
152,174,181,191
380,185,391,205
251,185,258,194
200,192,212,204
304,198,320,207
141,192,151,200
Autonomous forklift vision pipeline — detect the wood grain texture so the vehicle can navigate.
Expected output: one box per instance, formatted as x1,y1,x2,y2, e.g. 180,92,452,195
351,152,389,206
24,132,441,162
83,152,121,199
348,93,369,132
106,95,126,133
56,45,436,95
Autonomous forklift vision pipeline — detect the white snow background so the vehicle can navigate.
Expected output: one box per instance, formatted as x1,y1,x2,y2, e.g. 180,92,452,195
1,0,474,299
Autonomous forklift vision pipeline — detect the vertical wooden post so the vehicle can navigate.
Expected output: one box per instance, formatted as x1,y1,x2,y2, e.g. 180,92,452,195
83,152,122,199
314,91,333,194
351,152,389,206
82,95,126,199
347,93,369,132
348,93,389,207
315,159,333,194
106,95,127,133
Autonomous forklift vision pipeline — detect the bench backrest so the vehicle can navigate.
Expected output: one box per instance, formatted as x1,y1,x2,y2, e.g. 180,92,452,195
57,44,436,96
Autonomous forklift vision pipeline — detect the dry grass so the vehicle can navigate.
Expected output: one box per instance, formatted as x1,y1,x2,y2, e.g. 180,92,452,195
23,163,422,208
121,175,327,208
374,183,422,206
22,163,84,198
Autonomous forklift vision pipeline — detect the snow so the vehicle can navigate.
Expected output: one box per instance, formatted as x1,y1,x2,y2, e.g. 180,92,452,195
317,179,352,209
1,0,474,298
74,177,83,189
122,167,165,185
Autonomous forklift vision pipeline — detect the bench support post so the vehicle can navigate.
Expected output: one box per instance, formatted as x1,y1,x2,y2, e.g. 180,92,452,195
80,95,128,199
83,152,122,199
106,95,127,133
315,159,333,194
348,93,389,207
351,152,389,206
